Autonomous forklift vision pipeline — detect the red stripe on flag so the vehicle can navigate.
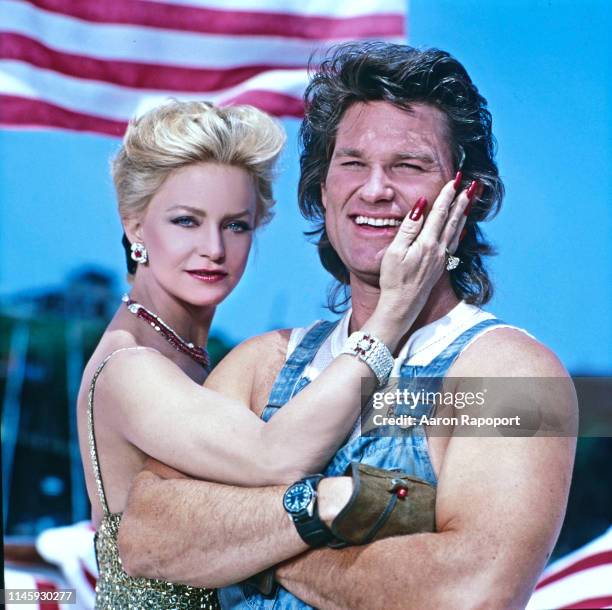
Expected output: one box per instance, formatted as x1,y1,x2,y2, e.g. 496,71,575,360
221,90,304,117
0,91,303,137
80,558,97,590
34,578,60,610
536,551,612,589
26,0,405,39
0,95,127,136
559,595,612,609
1,33,299,91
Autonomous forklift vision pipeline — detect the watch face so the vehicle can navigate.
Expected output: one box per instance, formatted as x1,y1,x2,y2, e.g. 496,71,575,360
283,482,314,514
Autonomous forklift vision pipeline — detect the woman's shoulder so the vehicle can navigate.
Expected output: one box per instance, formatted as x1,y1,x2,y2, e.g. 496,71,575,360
78,330,167,403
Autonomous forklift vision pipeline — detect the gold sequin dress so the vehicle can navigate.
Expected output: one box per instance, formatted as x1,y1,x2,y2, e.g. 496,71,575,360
87,348,220,609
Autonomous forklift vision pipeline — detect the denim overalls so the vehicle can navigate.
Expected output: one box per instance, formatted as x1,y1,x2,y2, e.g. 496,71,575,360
219,316,503,610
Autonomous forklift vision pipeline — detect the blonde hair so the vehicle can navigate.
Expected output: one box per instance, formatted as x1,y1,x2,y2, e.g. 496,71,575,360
112,100,286,228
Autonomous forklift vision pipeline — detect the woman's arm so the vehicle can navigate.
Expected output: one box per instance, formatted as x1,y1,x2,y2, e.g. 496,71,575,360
100,330,381,486
103,179,469,486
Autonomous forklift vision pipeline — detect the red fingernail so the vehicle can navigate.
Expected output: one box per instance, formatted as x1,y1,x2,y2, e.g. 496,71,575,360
466,180,479,201
453,171,463,191
409,196,427,221
460,228,467,241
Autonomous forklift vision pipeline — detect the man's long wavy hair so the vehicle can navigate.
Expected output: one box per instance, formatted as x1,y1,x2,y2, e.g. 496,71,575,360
299,42,503,312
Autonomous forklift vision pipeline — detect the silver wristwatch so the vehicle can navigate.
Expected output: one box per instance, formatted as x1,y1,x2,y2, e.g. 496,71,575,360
340,331,394,386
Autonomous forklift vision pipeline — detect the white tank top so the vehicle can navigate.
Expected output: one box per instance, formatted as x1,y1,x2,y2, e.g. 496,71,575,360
286,301,531,381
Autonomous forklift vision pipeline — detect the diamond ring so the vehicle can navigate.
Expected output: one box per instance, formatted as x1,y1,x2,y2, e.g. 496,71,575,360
445,248,460,271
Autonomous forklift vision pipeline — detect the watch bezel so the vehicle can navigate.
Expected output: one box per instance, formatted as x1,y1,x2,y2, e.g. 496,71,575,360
283,481,315,515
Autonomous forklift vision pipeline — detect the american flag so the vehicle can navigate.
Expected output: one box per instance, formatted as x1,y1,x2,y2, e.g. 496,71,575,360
0,0,406,136
527,526,612,610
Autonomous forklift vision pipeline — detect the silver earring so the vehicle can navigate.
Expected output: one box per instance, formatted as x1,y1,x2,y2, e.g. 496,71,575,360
130,242,148,264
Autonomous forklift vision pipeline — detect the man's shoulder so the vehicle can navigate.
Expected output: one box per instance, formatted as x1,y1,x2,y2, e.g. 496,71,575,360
233,328,294,359
450,325,569,378
205,328,294,416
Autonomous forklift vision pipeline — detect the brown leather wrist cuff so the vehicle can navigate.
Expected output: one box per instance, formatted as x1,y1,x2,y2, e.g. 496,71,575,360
328,462,436,547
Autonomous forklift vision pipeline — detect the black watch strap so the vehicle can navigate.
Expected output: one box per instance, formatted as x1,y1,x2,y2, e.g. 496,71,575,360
292,510,333,547
287,475,334,548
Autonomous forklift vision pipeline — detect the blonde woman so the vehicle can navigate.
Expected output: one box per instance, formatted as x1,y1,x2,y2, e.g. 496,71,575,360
77,100,463,608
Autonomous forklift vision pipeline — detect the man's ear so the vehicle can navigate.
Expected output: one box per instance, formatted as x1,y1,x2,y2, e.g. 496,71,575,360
123,216,144,245
321,182,327,210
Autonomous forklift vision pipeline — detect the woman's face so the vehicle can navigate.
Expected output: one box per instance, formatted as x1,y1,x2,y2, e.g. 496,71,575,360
134,162,257,308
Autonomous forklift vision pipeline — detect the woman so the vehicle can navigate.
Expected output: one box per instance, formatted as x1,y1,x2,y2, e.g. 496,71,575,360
77,100,468,608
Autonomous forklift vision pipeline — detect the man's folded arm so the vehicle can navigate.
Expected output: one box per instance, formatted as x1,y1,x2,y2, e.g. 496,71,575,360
117,460,307,588
276,436,574,610
276,335,578,610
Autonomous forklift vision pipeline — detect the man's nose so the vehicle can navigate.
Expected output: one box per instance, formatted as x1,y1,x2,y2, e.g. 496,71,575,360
199,227,225,262
358,166,394,204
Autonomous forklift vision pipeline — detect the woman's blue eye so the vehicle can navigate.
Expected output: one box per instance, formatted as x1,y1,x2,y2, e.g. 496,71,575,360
171,216,197,227
226,221,252,233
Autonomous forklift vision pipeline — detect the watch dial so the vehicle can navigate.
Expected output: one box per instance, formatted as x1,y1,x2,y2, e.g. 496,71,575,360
283,482,314,513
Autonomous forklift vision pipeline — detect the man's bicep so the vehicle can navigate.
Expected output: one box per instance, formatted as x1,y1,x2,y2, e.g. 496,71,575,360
435,430,575,597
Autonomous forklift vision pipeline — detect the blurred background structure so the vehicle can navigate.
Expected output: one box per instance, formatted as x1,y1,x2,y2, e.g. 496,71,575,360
0,0,610,589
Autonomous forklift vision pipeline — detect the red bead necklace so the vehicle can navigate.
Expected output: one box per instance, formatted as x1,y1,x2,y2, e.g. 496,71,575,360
122,294,210,370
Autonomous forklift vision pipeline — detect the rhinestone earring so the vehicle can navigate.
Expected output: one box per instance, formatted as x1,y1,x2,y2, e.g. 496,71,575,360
130,242,148,264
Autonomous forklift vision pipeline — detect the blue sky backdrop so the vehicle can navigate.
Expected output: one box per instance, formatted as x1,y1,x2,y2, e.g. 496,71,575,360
1,0,610,373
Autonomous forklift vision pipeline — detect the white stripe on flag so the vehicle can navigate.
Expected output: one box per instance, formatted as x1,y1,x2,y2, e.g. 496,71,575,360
527,564,612,609
139,0,407,18
0,60,308,120
3,1,385,69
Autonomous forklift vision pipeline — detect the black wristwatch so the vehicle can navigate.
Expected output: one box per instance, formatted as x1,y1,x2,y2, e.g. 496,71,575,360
282,475,334,547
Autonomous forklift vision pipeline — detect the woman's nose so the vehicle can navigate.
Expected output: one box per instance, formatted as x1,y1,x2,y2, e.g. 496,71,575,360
198,227,225,262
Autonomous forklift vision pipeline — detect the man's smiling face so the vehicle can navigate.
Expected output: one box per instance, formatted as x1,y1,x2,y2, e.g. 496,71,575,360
321,101,455,284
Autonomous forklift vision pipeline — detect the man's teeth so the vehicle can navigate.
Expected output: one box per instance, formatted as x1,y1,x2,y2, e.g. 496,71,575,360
354,216,402,227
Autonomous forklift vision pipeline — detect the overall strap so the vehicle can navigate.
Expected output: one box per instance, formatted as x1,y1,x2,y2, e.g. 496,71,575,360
86,346,155,515
401,318,505,380
266,320,340,409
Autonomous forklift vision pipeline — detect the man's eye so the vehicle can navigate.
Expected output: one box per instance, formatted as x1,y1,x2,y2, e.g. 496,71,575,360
396,163,423,170
226,221,252,233
341,160,365,167
171,216,197,227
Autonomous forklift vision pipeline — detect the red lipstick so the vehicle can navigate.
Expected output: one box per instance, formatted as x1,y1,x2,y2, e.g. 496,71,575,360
186,270,228,283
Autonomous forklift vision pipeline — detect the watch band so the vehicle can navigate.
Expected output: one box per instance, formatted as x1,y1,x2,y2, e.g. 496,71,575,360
292,510,334,547
284,475,334,548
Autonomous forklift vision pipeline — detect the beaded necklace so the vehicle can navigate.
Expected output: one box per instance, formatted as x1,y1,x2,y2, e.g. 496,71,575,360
122,294,210,370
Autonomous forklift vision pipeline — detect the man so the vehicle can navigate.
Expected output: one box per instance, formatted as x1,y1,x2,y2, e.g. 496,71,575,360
118,42,576,609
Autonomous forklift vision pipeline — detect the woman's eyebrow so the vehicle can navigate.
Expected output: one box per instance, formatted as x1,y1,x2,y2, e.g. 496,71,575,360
223,210,251,219
166,204,205,215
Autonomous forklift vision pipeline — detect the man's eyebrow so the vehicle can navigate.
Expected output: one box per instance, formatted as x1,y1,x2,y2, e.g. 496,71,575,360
396,152,436,164
333,147,364,158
